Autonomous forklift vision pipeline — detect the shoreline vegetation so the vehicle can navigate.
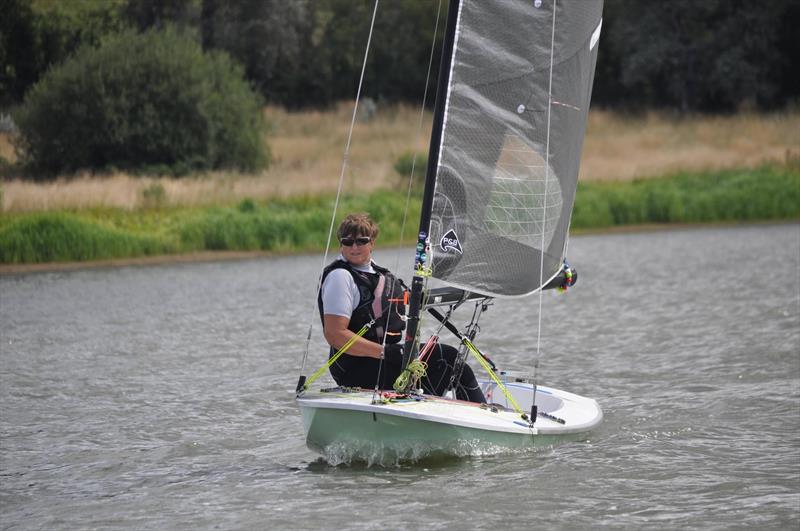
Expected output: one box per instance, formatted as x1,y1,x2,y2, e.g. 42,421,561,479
0,221,795,276
1,166,797,270
1,107,798,269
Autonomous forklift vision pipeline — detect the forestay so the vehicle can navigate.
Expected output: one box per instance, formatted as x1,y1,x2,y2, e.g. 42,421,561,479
429,0,603,297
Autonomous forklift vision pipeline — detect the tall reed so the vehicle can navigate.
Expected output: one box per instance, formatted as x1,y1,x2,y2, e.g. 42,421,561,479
572,166,799,228
1,167,796,264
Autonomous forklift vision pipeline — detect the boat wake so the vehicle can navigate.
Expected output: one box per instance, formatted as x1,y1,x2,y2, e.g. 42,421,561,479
319,438,545,467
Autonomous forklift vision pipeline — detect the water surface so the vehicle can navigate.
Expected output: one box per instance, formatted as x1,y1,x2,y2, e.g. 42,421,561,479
1,224,798,529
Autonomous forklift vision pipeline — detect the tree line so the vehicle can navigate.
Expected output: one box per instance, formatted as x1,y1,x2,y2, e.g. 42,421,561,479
3,0,798,113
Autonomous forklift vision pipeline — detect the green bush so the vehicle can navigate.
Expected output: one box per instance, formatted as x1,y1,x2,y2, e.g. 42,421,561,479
393,151,428,184
237,198,256,213
0,212,170,263
140,182,167,209
13,26,269,178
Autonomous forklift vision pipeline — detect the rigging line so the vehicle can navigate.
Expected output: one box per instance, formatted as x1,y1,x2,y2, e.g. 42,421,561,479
375,0,444,403
533,0,559,397
393,0,442,277
448,300,482,393
389,0,443,302
301,321,375,393
298,0,381,377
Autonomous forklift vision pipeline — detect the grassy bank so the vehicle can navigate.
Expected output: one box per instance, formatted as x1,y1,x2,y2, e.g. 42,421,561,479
1,166,797,265
573,165,800,227
0,190,422,264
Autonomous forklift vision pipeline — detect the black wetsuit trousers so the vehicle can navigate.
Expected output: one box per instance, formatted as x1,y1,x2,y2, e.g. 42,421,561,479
329,343,486,403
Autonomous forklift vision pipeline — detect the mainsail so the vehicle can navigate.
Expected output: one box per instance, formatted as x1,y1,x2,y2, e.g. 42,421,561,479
427,0,603,298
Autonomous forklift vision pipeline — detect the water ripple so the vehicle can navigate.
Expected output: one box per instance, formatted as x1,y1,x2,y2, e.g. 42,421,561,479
1,224,798,529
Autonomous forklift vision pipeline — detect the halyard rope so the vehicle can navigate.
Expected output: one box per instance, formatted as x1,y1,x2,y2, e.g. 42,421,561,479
374,0,444,402
532,0,560,417
298,0,381,378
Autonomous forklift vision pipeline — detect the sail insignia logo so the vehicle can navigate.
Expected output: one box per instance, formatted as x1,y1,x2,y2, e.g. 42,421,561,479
440,229,463,254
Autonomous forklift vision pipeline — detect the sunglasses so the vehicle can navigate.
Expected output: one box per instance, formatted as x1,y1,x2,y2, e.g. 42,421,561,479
340,236,372,247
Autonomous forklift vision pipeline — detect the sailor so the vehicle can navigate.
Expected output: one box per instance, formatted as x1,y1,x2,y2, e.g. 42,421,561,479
319,213,485,402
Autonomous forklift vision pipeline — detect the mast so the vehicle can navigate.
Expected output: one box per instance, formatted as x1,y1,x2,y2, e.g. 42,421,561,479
402,0,461,369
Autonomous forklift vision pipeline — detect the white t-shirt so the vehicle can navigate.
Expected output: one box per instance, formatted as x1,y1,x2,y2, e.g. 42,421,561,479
321,256,376,318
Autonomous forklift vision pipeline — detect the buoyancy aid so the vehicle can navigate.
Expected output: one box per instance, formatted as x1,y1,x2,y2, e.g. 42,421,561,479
318,260,407,345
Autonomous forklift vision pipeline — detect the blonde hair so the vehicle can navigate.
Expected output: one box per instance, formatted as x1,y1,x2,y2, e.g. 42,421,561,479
337,213,379,240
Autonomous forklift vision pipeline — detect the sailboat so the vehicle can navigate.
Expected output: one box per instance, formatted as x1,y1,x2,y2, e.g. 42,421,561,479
296,0,604,464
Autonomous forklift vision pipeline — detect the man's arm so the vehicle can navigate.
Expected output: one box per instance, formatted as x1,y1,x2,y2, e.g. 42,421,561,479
323,314,383,358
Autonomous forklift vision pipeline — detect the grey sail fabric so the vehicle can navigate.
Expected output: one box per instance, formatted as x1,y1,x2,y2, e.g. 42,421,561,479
429,0,603,297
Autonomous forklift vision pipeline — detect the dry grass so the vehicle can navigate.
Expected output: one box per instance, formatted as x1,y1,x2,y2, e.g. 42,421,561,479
2,104,798,213
263,102,431,196
582,110,800,181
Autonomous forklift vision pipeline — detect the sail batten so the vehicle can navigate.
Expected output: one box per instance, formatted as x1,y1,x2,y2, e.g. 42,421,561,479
427,0,603,298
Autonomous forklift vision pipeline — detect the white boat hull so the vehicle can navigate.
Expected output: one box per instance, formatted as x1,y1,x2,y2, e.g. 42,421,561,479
296,380,602,464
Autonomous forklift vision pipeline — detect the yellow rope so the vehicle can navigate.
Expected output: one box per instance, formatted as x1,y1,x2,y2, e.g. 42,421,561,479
301,323,371,393
393,358,427,392
415,265,433,277
463,338,527,419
